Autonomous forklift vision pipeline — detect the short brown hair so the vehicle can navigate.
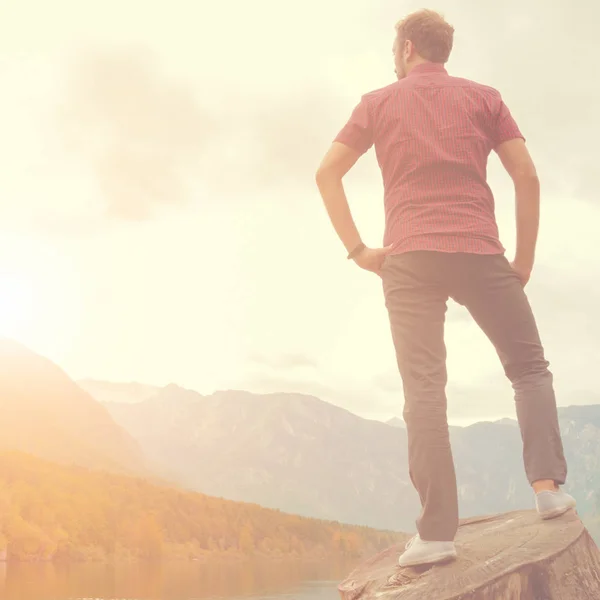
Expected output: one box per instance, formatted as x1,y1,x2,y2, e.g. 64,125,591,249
395,10,454,64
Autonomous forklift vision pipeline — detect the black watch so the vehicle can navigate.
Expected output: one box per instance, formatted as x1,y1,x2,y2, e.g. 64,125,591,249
347,242,366,260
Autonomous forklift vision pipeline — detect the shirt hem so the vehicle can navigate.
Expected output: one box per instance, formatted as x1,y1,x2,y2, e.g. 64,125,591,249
386,237,505,256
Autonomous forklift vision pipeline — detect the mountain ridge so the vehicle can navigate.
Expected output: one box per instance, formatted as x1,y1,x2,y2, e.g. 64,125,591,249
89,378,600,532
0,339,150,477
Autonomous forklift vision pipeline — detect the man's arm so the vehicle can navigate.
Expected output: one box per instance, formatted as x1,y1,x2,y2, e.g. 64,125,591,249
316,97,391,274
315,142,364,255
496,138,540,275
316,97,374,257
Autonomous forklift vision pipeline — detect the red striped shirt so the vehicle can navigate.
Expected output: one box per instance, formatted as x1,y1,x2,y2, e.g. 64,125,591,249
334,63,524,255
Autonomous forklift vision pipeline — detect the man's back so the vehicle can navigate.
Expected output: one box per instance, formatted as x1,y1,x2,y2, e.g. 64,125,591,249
335,63,524,254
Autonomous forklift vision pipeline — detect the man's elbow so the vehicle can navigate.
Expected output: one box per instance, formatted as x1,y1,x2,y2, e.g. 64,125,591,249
315,165,340,187
497,139,539,184
511,168,539,185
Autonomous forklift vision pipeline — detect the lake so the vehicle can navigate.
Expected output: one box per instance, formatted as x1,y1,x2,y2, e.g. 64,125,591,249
0,557,361,600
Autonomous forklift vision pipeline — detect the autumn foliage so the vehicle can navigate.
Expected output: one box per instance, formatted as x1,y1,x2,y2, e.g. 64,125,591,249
0,451,402,562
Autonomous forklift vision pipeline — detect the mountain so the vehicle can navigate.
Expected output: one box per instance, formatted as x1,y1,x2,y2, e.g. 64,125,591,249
0,339,149,476
78,379,160,404
103,385,421,531
102,382,600,532
387,417,406,428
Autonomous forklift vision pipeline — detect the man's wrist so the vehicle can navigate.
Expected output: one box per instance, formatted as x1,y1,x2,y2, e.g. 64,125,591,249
347,242,366,260
513,254,534,271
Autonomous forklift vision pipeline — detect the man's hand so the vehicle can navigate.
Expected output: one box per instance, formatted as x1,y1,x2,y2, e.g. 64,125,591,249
496,138,539,287
353,245,394,275
510,260,532,287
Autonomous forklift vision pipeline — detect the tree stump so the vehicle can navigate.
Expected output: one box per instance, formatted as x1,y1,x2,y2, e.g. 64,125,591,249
339,509,600,599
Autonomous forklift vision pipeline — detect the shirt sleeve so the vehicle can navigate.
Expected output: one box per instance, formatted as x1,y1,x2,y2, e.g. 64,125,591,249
492,94,525,148
333,96,374,155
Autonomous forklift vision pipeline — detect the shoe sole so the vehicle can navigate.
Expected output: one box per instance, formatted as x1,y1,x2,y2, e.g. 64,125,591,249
399,551,457,568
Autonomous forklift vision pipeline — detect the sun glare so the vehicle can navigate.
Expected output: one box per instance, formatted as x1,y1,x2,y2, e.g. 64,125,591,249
0,234,81,363
0,272,36,339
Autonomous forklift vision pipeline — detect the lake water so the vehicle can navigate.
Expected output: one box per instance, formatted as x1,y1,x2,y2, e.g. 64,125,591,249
0,558,360,600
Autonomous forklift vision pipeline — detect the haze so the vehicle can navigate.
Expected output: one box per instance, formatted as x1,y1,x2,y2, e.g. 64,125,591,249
0,0,598,425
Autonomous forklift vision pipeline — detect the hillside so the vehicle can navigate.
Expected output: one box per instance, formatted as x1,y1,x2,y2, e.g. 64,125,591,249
102,385,422,531
0,451,403,562
98,383,600,532
0,340,149,476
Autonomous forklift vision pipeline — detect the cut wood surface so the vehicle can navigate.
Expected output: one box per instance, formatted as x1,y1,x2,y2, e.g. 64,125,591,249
339,509,600,599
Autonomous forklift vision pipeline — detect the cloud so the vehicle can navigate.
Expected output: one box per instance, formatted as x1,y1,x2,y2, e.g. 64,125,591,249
58,49,216,221
248,88,368,187
12,0,600,235
372,371,402,394
55,47,362,224
249,352,318,371
447,301,472,324
58,2,600,228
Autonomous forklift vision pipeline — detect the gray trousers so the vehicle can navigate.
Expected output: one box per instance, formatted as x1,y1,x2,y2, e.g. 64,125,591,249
381,251,567,542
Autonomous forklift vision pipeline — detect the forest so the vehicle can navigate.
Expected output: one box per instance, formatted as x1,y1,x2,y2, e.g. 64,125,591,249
0,451,403,562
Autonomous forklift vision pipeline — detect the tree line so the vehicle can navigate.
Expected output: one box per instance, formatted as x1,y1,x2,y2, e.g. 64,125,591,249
0,451,403,562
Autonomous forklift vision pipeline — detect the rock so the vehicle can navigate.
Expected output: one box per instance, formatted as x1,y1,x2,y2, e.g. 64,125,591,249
338,509,600,599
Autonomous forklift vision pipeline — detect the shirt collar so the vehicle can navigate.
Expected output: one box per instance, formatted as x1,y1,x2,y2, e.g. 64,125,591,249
407,62,448,77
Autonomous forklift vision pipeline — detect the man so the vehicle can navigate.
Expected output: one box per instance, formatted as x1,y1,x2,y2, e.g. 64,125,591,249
315,9,576,568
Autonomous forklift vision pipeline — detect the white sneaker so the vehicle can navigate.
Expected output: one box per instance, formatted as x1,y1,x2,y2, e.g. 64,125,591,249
535,489,577,520
398,534,457,568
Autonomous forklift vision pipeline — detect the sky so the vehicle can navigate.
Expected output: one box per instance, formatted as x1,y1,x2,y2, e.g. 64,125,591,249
0,0,599,425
